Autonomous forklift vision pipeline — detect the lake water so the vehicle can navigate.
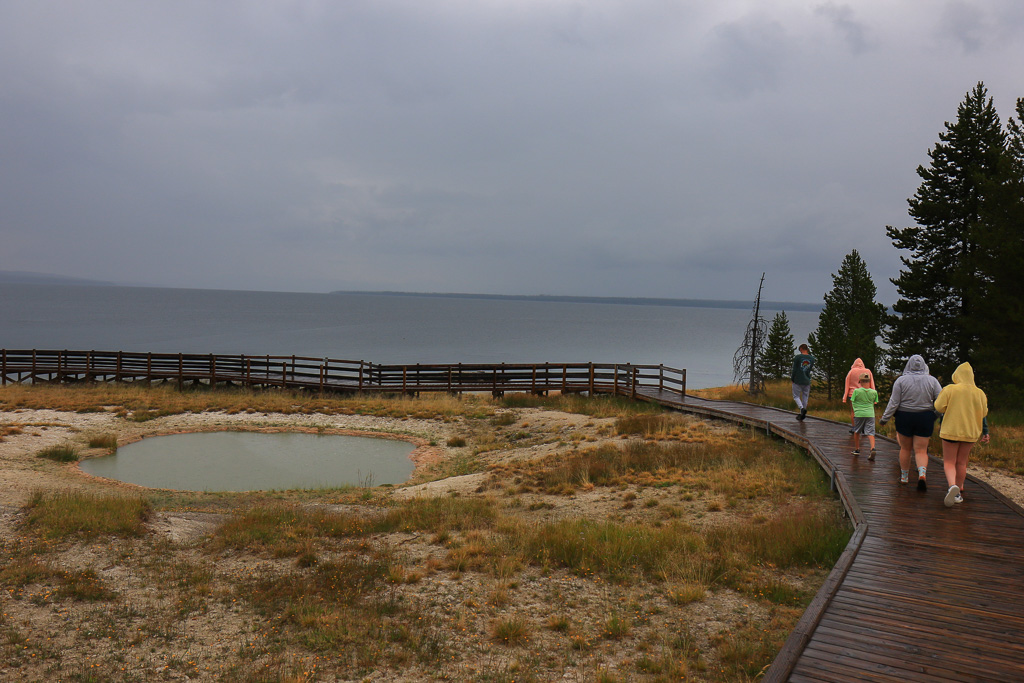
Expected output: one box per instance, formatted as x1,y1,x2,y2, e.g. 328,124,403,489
78,431,416,491
0,283,819,389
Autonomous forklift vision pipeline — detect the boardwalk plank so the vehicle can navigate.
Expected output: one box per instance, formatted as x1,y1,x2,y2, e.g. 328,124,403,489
821,609,1024,657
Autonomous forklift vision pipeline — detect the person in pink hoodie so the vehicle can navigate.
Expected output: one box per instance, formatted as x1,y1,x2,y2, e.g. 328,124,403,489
842,359,875,430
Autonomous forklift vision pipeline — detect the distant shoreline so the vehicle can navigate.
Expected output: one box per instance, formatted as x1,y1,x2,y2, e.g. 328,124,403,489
330,290,822,312
0,271,820,312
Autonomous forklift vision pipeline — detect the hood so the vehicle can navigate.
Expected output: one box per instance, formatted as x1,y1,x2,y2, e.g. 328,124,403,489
951,362,976,386
850,358,865,370
902,355,929,376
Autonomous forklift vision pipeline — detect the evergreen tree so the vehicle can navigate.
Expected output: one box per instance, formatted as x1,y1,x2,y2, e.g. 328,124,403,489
886,82,1008,378
758,311,795,380
808,303,845,400
972,97,1024,398
808,250,888,399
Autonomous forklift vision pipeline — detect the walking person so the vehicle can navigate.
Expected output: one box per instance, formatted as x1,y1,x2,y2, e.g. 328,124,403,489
934,362,989,507
791,344,815,421
843,358,875,432
850,373,879,459
879,355,942,490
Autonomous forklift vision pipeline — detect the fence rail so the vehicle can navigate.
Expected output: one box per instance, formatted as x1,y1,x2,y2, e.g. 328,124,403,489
0,349,686,398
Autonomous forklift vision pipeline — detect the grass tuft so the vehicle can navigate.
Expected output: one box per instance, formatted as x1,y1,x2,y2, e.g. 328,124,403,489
87,433,118,450
489,617,530,645
377,496,498,534
37,444,79,462
211,504,367,556
25,490,150,539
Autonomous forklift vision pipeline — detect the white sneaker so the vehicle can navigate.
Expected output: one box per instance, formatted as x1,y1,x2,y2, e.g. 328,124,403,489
953,495,964,504
944,485,960,508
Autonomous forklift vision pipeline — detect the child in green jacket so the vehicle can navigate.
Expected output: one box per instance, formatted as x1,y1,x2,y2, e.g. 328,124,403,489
851,374,879,460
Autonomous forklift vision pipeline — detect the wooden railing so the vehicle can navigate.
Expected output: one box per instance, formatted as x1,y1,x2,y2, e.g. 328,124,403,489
0,349,686,398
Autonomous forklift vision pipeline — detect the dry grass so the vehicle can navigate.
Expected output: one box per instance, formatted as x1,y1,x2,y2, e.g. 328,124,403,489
86,432,119,450
36,443,79,462
501,392,665,417
24,490,151,540
0,382,496,421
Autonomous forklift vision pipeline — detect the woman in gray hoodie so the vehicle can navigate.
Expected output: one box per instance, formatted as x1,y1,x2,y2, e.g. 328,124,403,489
880,355,943,490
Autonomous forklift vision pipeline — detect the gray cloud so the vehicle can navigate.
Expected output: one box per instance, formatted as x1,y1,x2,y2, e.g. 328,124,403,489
1,1,1022,303
815,3,873,55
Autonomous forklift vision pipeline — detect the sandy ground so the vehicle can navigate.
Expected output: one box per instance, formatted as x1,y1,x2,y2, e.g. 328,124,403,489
3,406,1023,682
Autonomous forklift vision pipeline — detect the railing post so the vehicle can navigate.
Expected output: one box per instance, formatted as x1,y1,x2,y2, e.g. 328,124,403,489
681,369,686,397
448,367,453,393
613,364,618,395
659,364,664,393
402,366,408,394
319,360,325,393
631,366,638,399
32,350,37,385
210,354,217,387
178,353,183,390
589,363,594,395
246,358,251,388
359,362,364,392
147,353,152,384
116,351,123,383
281,362,287,387
531,365,537,394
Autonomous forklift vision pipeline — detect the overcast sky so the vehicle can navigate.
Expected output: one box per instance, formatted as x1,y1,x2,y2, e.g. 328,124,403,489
2,1,1022,304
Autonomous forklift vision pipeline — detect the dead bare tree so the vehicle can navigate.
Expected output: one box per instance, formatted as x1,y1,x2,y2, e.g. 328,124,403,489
733,273,767,395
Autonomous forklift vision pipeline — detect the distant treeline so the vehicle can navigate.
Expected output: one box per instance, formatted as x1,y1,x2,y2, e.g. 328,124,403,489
330,290,822,313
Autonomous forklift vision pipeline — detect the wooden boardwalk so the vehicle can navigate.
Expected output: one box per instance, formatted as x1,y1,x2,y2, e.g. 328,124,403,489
635,388,1024,682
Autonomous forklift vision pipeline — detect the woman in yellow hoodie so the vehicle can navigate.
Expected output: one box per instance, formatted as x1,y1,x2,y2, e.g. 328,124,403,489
934,363,989,507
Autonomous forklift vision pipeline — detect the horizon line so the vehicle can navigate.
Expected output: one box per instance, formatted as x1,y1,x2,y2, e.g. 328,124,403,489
331,289,823,312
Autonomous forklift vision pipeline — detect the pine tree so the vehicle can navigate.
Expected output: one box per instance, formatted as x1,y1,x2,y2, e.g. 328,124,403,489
886,82,1008,378
808,303,845,400
972,97,1024,398
808,250,888,399
758,311,795,380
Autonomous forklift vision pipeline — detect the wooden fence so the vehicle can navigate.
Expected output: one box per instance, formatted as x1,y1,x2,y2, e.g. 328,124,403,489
0,349,686,398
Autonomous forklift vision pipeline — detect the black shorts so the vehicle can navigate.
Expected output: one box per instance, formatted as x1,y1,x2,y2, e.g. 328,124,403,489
894,410,937,438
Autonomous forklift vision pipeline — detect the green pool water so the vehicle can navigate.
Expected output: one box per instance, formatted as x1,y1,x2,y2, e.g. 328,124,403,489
79,431,416,492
